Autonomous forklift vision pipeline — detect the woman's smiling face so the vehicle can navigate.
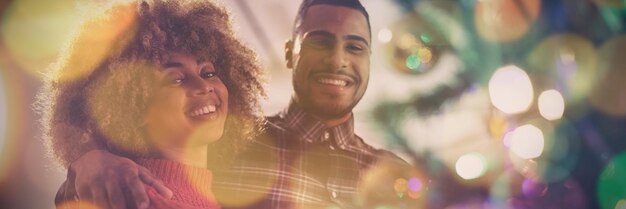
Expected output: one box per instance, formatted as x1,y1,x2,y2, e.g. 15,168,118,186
144,53,229,149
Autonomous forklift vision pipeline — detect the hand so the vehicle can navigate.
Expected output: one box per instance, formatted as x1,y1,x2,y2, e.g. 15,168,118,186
70,150,173,209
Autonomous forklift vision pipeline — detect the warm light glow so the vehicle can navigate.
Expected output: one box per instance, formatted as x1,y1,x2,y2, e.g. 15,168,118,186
394,178,408,193
378,28,393,43
538,89,565,120
398,33,417,49
1,0,78,79
488,65,534,114
510,125,544,159
474,0,541,42
52,3,139,82
455,152,487,180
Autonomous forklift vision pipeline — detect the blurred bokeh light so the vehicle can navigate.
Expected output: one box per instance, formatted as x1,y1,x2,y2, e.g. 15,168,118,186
510,124,544,159
455,152,487,180
538,89,565,120
488,65,534,114
589,35,626,116
527,34,598,105
474,0,541,43
597,152,626,209
378,28,393,43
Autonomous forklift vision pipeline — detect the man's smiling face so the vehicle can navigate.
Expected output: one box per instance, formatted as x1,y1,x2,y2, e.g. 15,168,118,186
286,4,371,121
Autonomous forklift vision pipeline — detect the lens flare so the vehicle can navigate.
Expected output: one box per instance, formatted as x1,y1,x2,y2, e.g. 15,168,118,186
598,152,626,209
455,152,487,180
509,125,544,159
488,65,534,114
1,0,78,80
538,89,565,120
474,0,541,43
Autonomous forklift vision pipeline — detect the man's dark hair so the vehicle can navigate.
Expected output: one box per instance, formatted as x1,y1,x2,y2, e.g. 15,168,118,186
293,0,371,38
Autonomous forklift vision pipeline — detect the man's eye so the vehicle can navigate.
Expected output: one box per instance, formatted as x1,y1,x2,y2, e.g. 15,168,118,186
347,44,365,53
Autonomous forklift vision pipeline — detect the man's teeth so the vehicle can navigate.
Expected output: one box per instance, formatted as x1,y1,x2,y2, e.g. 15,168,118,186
318,78,347,86
190,105,217,117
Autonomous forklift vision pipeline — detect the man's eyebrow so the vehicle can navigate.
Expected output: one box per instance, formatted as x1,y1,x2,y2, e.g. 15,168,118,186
304,30,370,47
304,30,334,39
346,35,369,47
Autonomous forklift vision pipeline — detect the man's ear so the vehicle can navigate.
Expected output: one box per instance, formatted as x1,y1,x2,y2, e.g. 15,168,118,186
285,40,294,69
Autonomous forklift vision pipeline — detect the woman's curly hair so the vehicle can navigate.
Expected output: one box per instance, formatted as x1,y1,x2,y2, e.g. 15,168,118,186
36,0,266,168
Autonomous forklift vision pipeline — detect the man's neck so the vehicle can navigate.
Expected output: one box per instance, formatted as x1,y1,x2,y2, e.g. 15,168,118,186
313,113,351,127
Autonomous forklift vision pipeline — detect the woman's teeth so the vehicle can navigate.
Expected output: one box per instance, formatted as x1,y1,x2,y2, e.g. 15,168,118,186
190,105,216,117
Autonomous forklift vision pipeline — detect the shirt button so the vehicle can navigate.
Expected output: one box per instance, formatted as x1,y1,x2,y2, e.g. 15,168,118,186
331,191,338,198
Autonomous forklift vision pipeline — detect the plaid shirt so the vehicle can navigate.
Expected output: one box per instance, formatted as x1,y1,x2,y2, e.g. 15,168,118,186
213,102,414,209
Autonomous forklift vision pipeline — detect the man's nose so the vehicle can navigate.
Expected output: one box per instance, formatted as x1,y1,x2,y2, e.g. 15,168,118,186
324,47,348,70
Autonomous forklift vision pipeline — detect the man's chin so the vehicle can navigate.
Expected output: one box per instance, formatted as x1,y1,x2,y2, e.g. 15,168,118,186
310,102,352,118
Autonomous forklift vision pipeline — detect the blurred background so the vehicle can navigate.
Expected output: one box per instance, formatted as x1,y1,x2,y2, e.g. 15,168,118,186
1,0,625,208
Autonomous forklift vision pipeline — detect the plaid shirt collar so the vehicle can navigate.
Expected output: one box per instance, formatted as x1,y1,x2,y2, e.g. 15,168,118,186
277,101,356,150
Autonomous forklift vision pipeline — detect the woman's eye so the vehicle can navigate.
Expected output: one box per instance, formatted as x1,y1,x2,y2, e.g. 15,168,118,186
162,74,184,85
201,71,217,79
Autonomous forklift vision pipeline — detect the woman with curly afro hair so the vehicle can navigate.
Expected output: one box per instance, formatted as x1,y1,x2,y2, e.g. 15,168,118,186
37,0,265,208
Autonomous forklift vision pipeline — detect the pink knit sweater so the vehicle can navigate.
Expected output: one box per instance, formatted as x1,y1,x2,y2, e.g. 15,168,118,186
138,159,221,209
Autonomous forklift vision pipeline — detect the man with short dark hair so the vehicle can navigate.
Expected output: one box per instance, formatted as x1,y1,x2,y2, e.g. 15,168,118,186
212,0,413,208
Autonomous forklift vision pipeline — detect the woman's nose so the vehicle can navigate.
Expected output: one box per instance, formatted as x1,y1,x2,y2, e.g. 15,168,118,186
189,77,214,96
